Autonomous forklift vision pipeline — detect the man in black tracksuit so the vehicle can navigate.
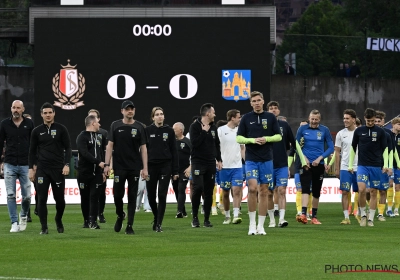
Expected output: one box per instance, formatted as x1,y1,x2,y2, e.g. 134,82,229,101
189,103,222,228
88,109,108,223
146,107,178,232
76,115,106,229
28,102,72,234
172,122,192,218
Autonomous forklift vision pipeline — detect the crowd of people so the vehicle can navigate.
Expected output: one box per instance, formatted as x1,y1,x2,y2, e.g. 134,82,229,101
336,60,361,78
0,93,398,235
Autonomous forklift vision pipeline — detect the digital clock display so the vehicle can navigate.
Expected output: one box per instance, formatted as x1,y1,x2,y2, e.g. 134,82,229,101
34,18,271,148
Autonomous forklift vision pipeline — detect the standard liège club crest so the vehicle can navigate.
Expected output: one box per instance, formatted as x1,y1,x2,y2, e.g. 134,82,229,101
52,59,85,110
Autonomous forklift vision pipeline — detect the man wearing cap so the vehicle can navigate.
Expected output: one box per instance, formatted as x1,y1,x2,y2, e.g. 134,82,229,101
104,100,148,235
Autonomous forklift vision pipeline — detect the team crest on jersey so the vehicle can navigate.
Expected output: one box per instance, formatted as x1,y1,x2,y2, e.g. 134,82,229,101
51,130,56,136
280,127,283,134
265,174,272,181
317,132,322,140
372,132,377,137
131,129,137,137
397,139,400,146
180,143,185,149
234,179,243,186
341,182,350,191
96,139,101,147
38,177,43,184
163,133,168,141
246,171,251,177
52,59,85,110
372,180,380,187
194,170,200,176
98,134,102,139
79,183,85,189
296,181,301,188
114,176,119,183
261,119,268,129
211,131,215,138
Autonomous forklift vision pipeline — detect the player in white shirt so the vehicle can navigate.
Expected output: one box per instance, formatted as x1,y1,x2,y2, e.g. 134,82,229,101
218,109,245,224
334,109,358,225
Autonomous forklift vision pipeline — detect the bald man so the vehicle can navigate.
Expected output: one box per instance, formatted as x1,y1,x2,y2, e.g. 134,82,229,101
0,100,34,232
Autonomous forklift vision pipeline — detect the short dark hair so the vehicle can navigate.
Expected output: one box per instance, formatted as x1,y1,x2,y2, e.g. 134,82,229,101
356,118,362,126
266,101,279,109
250,91,263,100
226,109,240,121
364,108,376,119
200,103,214,116
216,120,228,128
343,109,356,119
85,115,97,127
88,109,100,118
40,102,54,113
375,110,386,119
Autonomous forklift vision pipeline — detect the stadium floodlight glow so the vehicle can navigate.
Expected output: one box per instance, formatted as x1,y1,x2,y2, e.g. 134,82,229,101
61,0,84,5
222,0,245,4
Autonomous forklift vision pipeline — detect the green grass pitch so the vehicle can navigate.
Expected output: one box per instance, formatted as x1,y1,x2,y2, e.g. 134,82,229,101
0,203,400,279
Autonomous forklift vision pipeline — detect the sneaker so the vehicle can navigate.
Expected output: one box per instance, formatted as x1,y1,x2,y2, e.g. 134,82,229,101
125,224,134,235
191,217,200,228
268,221,276,228
201,205,205,215
40,228,48,235
367,220,374,227
135,207,140,212
98,213,106,223
278,220,288,228
152,219,157,231
175,212,184,218
377,214,386,222
211,207,218,216
144,209,152,213
394,209,399,216
248,224,257,235
232,217,242,224
274,210,279,216
10,222,20,233
114,216,124,232
340,218,351,225
55,218,64,233
27,216,32,223
182,212,188,218
222,217,231,224
19,215,27,231
90,221,100,229
306,214,311,221
256,226,266,235
203,220,213,227
156,224,163,232
297,214,308,224
311,217,322,225
386,210,395,217
360,216,367,227
83,220,89,228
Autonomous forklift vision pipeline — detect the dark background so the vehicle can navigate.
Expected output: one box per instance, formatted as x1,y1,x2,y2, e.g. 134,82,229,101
34,17,271,148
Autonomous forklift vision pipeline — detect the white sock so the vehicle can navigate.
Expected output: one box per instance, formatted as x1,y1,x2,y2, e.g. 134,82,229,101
395,208,399,212
279,209,285,220
268,210,274,222
233,207,239,217
225,210,230,218
249,211,256,225
274,204,278,211
369,209,376,221
343,210,349,219
258,215,266,228
388,206,392,211
360,207,366,217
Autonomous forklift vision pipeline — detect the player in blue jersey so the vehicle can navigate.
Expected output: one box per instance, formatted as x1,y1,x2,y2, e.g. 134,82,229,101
237,91,282,235
349,108,389,227
390,118,400,216
296,110,334,225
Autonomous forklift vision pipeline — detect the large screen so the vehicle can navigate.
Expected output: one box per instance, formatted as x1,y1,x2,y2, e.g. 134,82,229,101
34,18,270,148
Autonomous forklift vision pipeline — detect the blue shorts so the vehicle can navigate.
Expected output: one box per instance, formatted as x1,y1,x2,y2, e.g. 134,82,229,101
245,160,273,185
339,170,358,192
357,166,381,189
393,169,400,184
219,168,243,190
273,167,288,188
242,165,246,181
381,172,390,190
294,173,311,191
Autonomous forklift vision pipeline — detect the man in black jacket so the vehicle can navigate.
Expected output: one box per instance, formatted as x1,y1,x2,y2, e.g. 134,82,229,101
28,102,72,234
76,115,106,229
189,103,222,228
88,109,108,223
0,100,34,233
